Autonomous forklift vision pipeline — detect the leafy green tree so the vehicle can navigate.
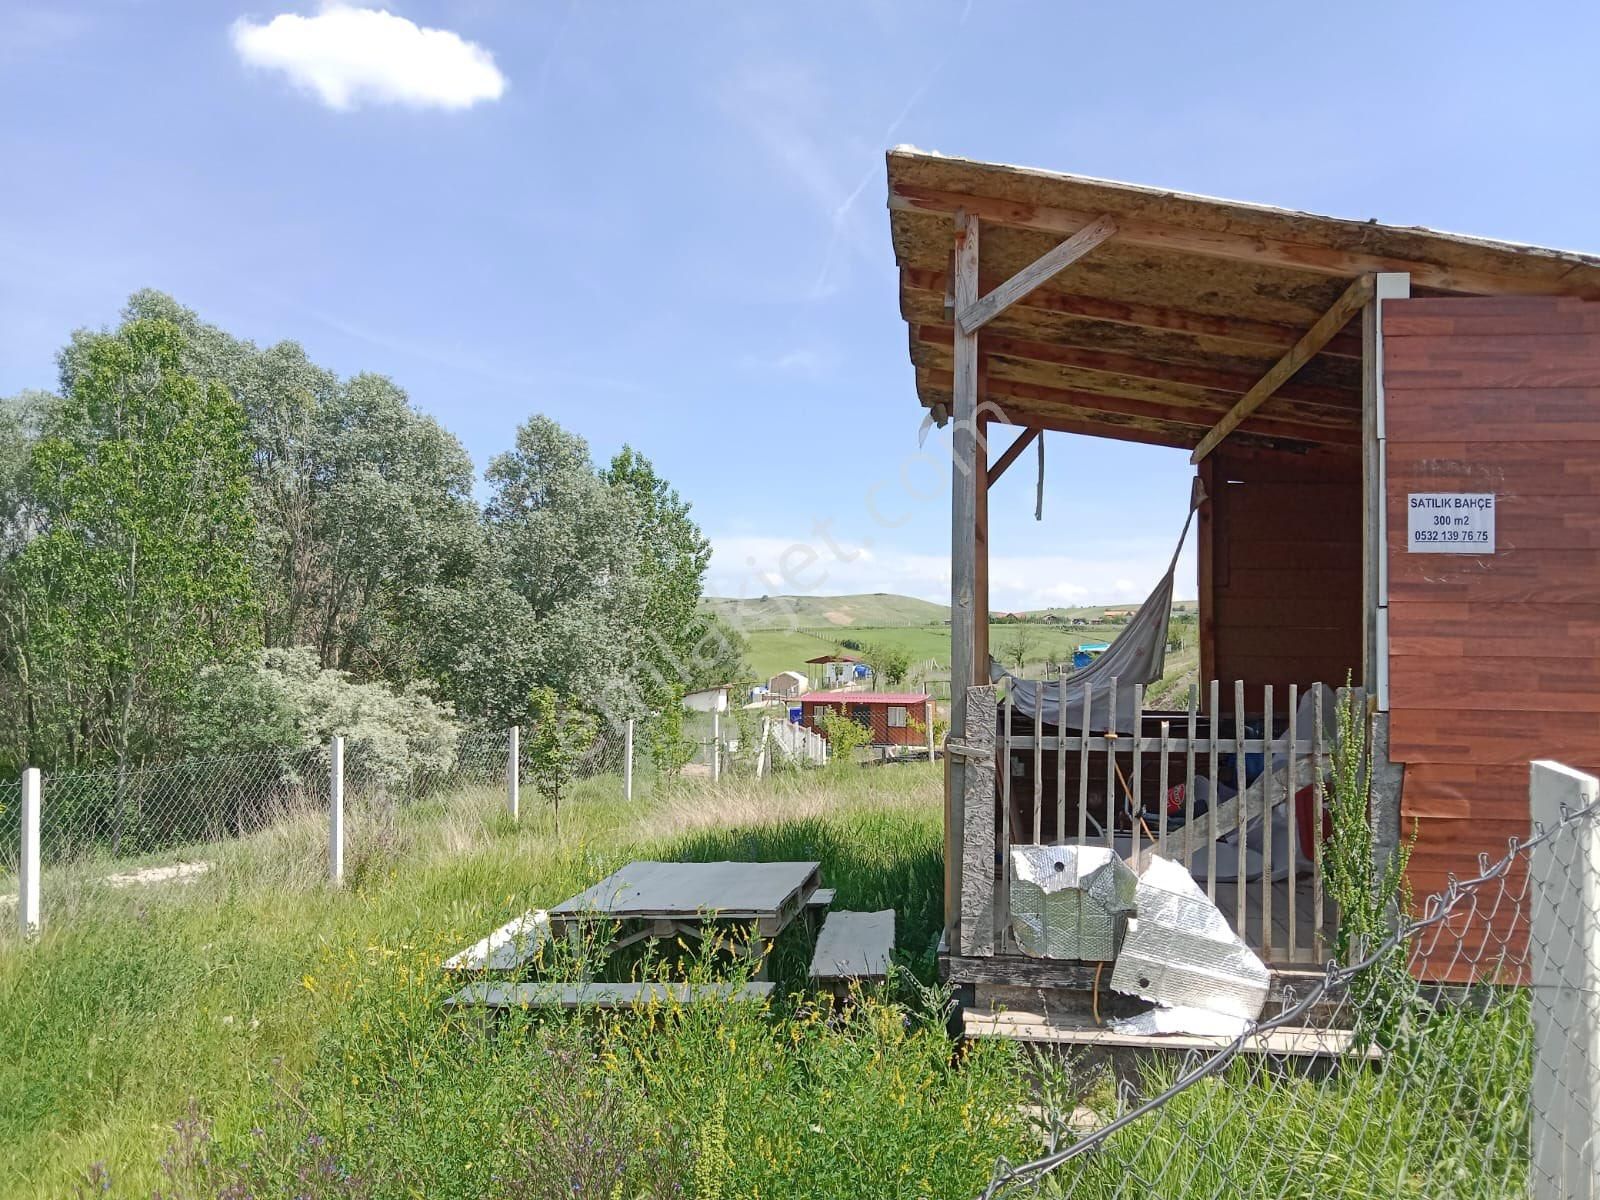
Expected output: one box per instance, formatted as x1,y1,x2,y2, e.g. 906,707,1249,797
865,641,911,688
485,416,639,717
644,690,696,787
14,319,258,830
603,446,712,703
525,686,599,836
1001,624,1038,673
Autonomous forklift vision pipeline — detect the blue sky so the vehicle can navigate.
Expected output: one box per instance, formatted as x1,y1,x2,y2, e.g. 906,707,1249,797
4,1,1598,609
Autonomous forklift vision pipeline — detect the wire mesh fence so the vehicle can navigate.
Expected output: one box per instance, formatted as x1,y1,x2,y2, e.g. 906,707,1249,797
1,721,640,884
981,760,1600,1200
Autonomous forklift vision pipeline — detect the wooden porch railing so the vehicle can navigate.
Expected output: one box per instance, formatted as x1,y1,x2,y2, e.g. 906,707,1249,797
974,679,1344,967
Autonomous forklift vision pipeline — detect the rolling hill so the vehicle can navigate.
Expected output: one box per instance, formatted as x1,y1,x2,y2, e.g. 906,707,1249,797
701,593,948,630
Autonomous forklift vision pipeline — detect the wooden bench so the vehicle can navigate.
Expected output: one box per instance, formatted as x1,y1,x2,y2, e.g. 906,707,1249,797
808,909,895,988
441,910,550,973
443,980,775,1010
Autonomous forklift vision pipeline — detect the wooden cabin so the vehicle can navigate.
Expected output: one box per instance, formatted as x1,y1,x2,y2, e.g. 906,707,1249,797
800,692,933,749
883,146,1600,996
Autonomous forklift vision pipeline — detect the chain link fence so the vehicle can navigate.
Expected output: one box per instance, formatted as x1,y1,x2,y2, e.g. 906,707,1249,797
982,760,1600,1200
2,723,638,925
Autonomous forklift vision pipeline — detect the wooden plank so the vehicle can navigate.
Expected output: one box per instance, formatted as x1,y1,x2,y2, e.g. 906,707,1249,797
962,1009,1381,1060
1077,680,1092,844
889,183,1593,298
1390,708,1600,767
445,981,775,1010
1312,684,1325,960
958,684,998,956
987,426,1039,486
809,909,895,983
1207,679,1220,901
549,861,821,922
1386,389,1600,443
921,323,1359,411
805,887,837,910
957,214,1117,334
920,368,1358,448
948,210,981,948
441,910,550,973
1193,275,1375,463
1389,656,1600,713
1384,295,1600,325
902,265,1364,357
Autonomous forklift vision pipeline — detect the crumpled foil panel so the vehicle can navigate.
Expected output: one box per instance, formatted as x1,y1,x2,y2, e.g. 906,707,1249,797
1110,854,1270,1022
1009,844,1138,960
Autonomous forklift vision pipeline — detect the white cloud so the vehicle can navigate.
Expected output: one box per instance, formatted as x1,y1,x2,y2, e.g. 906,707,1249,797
231,5,506,111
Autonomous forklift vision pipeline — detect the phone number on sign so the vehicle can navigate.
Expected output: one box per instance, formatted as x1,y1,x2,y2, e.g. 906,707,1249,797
1412,530,1490,543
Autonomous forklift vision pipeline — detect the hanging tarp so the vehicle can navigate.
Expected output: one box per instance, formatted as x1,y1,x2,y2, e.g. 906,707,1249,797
992,480,1202,734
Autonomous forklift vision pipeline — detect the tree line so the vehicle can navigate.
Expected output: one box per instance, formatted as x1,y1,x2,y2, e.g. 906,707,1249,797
0,291,743,780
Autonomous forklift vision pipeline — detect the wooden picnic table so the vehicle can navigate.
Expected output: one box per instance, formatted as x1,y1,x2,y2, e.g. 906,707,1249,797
546,860,826,977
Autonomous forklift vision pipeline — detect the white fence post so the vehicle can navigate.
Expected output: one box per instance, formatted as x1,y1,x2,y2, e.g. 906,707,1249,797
328,735,344,887
507,725,520,821
926,699,936,760
623,717,634,801
710,708,721,783
19,767,40,937
1529,759,1600,1199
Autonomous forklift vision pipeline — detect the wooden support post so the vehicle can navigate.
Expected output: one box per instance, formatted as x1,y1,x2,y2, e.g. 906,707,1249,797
710,708,721,782
947,208,981,938
623,718,635,801
1528,760,1600,1198
507,725,521,821
1363,272,1409,877
957,214,1117,334
959,684,998,957
328,736,344,887
18,767,40,937
1191,274,1376,464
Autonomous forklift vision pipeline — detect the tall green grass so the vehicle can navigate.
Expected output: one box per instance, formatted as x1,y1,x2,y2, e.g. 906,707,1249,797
0,764,1039,1198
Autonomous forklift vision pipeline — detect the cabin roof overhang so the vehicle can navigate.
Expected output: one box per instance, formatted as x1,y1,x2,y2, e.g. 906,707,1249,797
888,146,1600,454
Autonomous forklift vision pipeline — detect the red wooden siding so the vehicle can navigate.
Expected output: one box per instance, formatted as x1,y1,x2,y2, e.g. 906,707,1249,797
1384,295,1600,976
800,694,930,748
1202,444,1362,710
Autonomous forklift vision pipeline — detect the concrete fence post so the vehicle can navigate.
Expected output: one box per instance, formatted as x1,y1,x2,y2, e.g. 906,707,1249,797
623,718,634,802
507,725,520,821
1529,759,1600,1199
710,708,721,783
19,767,40,937
926,699,936,760
328,735,344,887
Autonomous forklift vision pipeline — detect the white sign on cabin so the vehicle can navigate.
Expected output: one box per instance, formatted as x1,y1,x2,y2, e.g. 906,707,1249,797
1406,493,1495,554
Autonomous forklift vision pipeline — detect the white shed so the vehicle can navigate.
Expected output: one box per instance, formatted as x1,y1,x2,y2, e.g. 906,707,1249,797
766,671,806,699
681,685,731,714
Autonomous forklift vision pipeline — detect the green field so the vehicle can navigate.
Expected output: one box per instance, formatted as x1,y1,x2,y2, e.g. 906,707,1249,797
0,751,1533,1199
709,594,1199,702
0,765,1046,1199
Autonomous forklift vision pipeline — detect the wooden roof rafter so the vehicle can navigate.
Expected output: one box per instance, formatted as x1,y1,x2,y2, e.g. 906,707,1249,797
1191,274,1376,463
957,214,1118,334
889,148,1600,453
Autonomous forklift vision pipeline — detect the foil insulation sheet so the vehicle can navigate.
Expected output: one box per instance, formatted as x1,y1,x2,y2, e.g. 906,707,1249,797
1110,855,1270,1022
1009,845,1137,960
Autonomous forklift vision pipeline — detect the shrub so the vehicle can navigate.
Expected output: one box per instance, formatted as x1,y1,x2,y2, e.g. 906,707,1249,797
815,708,872,766
181,647,458,789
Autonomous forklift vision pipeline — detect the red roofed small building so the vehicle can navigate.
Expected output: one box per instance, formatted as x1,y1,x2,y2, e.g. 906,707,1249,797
799,691,932,748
